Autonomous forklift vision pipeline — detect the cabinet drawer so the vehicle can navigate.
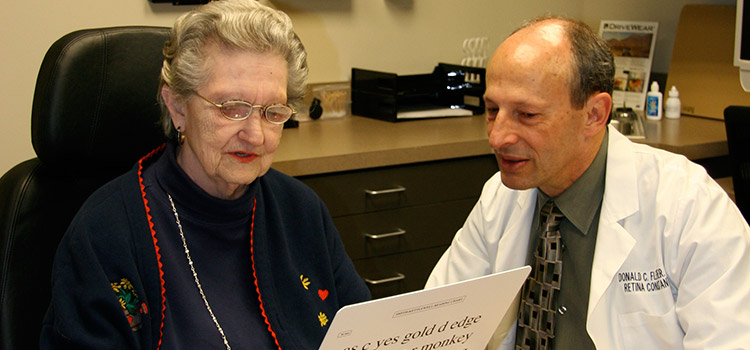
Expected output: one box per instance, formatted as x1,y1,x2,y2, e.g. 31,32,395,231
335,198,475,260
299,155,497,217
353,246,447,299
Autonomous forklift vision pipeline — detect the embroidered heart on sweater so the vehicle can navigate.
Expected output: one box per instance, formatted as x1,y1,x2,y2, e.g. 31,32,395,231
318,289,329,301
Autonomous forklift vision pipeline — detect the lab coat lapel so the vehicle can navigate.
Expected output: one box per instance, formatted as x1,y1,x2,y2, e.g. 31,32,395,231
586,127,639,347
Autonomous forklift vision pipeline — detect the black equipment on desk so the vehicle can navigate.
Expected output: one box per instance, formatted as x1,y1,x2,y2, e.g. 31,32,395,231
351,63,486,122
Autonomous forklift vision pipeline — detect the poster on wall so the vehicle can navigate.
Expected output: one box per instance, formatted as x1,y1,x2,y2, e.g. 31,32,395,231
599,20,659,111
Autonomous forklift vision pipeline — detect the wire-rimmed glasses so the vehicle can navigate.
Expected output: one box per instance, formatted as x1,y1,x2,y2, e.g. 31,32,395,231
194,92,295,125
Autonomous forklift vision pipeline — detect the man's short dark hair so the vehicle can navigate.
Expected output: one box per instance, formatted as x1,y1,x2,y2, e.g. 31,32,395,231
516,16,615,109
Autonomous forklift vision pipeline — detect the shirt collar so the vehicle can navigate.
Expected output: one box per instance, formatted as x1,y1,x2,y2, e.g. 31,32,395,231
538,130,608,235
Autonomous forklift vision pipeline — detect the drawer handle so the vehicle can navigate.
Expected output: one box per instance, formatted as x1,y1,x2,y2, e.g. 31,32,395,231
364,228,406,240
364,186,406,196
364,273,406,285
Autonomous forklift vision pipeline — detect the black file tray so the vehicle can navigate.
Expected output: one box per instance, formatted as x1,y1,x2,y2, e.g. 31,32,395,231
351,63,486,122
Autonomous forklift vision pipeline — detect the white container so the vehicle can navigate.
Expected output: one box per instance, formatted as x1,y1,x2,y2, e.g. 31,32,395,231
646,81,663,120
665,86,681,119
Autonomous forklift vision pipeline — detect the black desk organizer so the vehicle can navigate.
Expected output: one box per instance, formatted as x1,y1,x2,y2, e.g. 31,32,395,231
351,63,486,122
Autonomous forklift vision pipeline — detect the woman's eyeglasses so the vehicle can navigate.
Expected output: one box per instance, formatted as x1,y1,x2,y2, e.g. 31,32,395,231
194,92,295,125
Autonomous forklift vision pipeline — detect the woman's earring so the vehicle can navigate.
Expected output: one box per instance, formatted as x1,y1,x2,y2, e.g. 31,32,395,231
177,126,186,145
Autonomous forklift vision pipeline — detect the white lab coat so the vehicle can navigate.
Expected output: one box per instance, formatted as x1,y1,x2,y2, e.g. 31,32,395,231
426,126,750,350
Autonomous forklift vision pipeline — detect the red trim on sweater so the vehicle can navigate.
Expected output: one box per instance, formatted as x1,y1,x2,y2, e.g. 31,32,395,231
249,199,283,349
137,143,167,350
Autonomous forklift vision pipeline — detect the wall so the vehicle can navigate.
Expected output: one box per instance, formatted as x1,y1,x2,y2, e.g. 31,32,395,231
0,0,735,175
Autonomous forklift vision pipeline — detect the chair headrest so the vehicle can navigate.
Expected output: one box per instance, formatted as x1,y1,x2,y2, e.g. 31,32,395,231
31,26,170,175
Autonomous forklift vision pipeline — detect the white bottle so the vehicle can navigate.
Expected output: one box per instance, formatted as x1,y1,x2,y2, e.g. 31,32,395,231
665,86,681,119
646,81,663,120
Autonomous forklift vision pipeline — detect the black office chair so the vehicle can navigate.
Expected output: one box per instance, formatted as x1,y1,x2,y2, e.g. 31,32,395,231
724,105,750,221
0,26,169,350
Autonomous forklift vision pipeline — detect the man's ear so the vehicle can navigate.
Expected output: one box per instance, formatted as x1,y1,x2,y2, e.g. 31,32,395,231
584,92,612,136
161,85,187,129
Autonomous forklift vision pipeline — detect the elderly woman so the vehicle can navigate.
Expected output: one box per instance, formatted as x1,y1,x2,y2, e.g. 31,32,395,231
40,1,370,349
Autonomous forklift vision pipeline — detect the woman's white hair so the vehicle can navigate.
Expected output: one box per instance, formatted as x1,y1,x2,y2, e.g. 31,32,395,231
158,0,308,137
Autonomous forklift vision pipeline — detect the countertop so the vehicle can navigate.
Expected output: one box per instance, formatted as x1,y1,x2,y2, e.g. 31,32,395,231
273,115,727,177
637,116,728,160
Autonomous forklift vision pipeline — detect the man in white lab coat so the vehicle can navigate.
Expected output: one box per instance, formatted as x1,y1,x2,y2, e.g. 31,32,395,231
425,16,750,350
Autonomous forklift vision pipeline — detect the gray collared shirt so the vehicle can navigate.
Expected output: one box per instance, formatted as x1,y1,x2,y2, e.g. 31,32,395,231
525,130,608,349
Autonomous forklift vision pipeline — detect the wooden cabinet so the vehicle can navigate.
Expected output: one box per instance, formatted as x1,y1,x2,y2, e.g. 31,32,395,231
298,154,498,299
274,114,728,299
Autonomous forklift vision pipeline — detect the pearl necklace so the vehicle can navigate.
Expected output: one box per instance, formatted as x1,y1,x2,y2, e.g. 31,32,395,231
167,194,232,350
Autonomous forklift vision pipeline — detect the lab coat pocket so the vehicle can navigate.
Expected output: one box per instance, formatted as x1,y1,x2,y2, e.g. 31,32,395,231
618,310,684,350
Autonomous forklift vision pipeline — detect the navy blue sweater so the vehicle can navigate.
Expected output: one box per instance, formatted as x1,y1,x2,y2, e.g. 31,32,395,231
40,143,370,349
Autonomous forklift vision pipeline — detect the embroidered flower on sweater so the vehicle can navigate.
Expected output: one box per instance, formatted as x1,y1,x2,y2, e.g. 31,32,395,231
300,273,332,327
300,274,311,290
111,278,148,331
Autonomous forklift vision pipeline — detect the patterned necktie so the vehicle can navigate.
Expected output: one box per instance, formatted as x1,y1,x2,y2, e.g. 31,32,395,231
516,201,564,350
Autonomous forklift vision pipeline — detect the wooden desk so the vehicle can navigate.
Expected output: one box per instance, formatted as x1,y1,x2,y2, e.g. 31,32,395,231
274,114,728,176
274,115,492,177
636,116,728,161
273,114,728,297
275,116,495,298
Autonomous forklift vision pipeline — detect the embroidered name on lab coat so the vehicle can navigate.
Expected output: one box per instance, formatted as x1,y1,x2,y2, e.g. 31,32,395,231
617,268,671,293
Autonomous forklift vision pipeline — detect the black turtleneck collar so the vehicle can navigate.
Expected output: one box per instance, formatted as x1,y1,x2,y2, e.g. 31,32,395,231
152,141,258,224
